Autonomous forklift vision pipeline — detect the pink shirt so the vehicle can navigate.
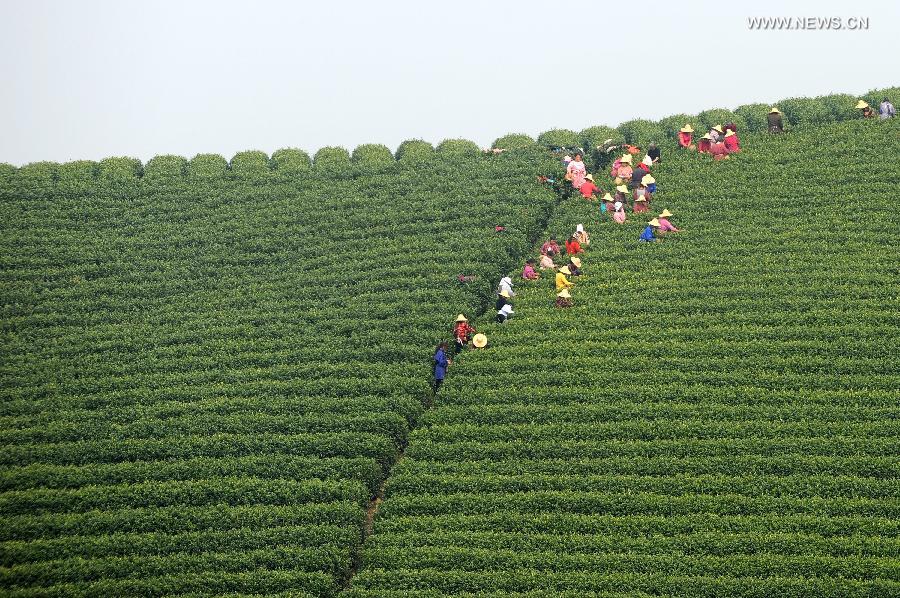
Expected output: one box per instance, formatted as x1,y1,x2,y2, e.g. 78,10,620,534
567,160,586,188
522,264,538,279
617,165,633,180
658,218,678,232
539,255,555,269
613,211,626,224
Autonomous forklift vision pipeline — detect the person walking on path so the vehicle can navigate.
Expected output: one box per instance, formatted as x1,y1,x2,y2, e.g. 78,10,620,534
433,342,451,392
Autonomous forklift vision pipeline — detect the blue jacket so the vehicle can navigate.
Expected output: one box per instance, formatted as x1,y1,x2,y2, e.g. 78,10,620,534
434,348,449,379
639,225,655,242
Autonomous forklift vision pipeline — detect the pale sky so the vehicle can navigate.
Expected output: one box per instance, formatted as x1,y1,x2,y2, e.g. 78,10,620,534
1,0,897,166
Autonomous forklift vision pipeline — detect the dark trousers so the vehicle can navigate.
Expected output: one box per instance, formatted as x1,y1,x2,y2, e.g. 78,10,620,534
455,339,465,354
433,377,444,392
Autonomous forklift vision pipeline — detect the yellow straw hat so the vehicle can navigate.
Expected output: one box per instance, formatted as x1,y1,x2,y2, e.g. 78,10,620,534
559,266,571,275
634,196,647,202
570,257,582,267
724,130,735,137
584,173,593,181
769,107,780,114
659,209,673,218
602,192,613,201
641,175,655,185
472,333,487,348
855,100,869,109
701,133,712,140
620,154,633,164
648,218,660,227
499,290,510,298
455,314,468,322
616,185,628,193
680,124,694,133
557,289,571,299
713,125,724,133
641,155,653,167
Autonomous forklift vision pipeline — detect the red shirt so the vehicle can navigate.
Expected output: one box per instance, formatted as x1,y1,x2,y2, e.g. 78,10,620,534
724,135,740,152
565,239,583,255
579,181,599,198
678,132,693,148
453,322,475,342
697,138,711,153
541,241,560,256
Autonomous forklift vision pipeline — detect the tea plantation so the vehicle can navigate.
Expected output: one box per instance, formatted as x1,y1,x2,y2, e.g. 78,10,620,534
348,118,900,596
1,91,899,597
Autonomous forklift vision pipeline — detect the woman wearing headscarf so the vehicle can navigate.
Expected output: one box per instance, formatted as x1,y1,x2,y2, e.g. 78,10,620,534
573,223,590,246
497,276,515,298
496,299,514,324
613,201,627,224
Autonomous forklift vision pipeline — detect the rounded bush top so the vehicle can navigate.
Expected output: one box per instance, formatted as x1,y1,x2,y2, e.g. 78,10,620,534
734,103,771,133
0,163,16,185
230,150,271,177
537,129,579,148
492,133,535,150
57,160,99,185
351,143,394,165
16,161,59,186
436,138,481,156
144,155,188,180
99,157,142,182
313,146,351,169
188,153,228,178
271,148,311,173
396,139,434,161
617,119,665,146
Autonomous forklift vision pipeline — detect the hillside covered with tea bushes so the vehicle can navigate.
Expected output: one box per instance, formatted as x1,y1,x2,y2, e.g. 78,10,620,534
1,87,898,596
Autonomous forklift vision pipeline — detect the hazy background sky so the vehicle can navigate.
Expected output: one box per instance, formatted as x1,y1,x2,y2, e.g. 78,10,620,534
1,0,897,166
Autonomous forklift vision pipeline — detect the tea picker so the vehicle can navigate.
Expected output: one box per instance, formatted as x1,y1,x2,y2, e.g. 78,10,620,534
432,342,451,392
639,218,660,242
767,107,784,133
453,314,476,354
